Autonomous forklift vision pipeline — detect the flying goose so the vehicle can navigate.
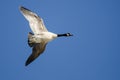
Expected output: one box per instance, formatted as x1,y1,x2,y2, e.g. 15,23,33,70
19,6,73,66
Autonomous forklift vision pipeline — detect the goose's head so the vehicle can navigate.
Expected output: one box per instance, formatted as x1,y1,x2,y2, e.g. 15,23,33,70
65,33,73,37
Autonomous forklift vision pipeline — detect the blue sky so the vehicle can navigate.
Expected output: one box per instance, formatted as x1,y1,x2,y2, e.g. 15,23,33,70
0,0,120,80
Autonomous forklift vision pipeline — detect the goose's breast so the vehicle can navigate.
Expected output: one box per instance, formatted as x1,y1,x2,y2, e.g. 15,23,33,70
36,32,57,42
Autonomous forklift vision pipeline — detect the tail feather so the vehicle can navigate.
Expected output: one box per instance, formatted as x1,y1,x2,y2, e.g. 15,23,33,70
28,32,35,47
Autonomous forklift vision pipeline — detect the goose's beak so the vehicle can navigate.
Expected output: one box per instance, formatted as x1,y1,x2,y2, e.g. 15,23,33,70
70,34,73,36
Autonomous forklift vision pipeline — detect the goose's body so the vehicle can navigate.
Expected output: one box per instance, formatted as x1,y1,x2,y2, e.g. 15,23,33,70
29,32,57,43
20,6,73,66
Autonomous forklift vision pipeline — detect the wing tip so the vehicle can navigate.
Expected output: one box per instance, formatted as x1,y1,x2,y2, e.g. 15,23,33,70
19,6,24,10
25,62,29,66
25,58,32,66
19,6,31,12
25,52,36,66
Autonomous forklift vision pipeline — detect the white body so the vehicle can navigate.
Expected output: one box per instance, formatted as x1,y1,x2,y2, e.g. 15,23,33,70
31,32,57,43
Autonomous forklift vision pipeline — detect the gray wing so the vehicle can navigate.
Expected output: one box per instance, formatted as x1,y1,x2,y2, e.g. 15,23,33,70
20,6,48,34
25,43,47,66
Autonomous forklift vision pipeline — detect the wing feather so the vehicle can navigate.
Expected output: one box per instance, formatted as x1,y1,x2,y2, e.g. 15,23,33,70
20,6,48,34
25,43,47,66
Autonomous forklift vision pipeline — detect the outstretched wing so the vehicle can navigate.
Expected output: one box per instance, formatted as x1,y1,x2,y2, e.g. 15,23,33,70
25,43,47,66
20,6,48,34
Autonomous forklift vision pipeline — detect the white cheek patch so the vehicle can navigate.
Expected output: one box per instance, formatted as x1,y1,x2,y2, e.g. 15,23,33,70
66,33,69,36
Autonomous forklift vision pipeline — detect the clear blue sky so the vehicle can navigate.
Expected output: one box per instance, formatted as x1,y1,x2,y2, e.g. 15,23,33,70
0,0,120,80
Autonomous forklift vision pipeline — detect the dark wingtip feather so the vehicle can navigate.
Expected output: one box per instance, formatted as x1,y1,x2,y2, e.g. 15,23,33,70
25,62,29,66
25,51,38,66
19,6,31,12
25,60,30,66
25,56,33,66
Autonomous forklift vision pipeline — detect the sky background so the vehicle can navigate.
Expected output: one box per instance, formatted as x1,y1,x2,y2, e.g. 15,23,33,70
0,0,120,80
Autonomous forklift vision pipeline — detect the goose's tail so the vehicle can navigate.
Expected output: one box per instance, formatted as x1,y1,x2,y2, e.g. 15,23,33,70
28,32,35,47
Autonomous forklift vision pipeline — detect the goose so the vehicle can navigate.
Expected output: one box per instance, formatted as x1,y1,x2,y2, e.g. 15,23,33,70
19,6,73,66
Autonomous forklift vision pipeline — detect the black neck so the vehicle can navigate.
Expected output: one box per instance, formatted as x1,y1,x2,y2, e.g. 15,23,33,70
57,34,67,37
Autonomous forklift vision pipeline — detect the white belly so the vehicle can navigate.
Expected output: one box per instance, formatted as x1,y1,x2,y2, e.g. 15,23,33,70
33,32,57,43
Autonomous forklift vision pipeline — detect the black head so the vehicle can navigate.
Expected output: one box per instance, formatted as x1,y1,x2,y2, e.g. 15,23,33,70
65,33,73,36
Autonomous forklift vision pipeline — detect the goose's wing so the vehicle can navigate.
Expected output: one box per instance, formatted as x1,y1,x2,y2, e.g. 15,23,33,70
25,43,47,66
20,6,48,34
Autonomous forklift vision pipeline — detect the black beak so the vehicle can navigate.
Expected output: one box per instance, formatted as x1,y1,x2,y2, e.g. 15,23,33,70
70,34,73,36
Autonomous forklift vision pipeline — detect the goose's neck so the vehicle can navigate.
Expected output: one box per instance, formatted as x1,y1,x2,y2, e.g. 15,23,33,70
57,34,67,37
57,33,73,37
